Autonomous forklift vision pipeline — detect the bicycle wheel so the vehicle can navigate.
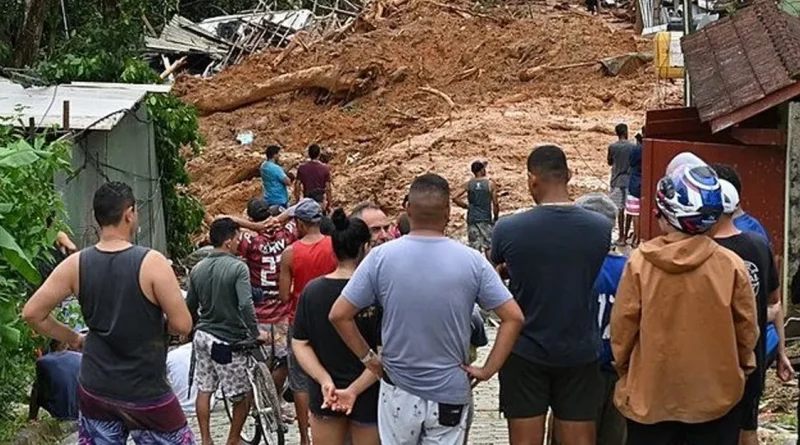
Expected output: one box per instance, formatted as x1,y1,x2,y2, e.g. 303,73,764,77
222,390,262,444
251,361,285,445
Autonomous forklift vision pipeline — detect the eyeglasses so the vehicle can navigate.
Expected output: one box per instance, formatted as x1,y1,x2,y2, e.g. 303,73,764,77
370,225,392,234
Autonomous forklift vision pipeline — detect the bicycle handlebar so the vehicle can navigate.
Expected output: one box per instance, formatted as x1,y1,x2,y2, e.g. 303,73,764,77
231,338,266,352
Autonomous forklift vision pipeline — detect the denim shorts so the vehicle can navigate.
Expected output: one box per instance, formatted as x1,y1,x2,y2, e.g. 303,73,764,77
78,386,194,444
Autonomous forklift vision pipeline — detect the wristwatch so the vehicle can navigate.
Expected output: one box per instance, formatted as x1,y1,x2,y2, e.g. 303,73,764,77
360,349,378,365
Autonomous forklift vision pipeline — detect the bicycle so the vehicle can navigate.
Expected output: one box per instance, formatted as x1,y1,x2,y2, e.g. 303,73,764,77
219,339,286,445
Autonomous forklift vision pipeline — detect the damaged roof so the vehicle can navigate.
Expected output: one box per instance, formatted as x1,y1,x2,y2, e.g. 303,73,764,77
682,0,800,126
0,82,171,131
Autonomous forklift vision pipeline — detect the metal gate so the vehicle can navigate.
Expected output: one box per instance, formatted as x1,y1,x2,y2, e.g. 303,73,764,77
641,138,786,247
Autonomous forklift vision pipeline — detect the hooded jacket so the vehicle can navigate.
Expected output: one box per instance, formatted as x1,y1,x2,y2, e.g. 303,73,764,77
611,231,758,424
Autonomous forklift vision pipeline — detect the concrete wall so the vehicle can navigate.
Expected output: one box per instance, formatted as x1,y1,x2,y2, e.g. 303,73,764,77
787,101,800,312
55,104,167,254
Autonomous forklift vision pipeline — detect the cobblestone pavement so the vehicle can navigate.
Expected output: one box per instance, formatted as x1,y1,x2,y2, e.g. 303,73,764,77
61,326,509,444
195,326,510,445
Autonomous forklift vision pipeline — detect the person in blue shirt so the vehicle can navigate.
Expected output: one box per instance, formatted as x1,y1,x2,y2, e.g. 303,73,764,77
28,338,81,422
261,145,292,207
575,192,627,445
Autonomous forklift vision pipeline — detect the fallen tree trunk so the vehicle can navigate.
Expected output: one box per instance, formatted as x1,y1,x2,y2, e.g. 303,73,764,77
518,52,653,81
194,64,380,114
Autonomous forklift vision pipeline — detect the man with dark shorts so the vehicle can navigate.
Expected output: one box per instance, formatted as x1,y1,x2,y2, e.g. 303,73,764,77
279,199,338,445
295,144,332,207
492,146,612,445
23,182,194,444
608,124,635,246
453,160,500,259
238,199,297,392
713,177,791,445
187,218,267,445
612,156,757,445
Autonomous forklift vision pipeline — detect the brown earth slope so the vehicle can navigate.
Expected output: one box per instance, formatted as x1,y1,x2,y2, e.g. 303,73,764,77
176,0,679,234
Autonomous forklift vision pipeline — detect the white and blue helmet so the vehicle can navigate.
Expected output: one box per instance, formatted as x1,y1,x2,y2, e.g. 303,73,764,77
655,161,723,235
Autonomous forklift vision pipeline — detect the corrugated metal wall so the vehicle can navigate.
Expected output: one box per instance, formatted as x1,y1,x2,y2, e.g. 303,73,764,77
55,105,168,254
641,138,786,248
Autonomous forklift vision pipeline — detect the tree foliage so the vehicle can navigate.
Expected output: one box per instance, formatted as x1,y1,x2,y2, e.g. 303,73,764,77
0,123,72,441
147,93,206,259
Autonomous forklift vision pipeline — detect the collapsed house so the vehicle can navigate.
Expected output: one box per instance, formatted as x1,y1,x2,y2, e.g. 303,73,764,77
145,0,366,76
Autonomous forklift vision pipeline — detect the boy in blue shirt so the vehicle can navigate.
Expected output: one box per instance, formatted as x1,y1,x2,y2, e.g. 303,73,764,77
575,192,627,445
547,193,627,445
260,145,292,207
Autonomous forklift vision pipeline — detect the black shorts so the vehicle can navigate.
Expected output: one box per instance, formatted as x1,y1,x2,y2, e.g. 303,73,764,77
626,404,742,445
499,353,602,421
740,372,762,431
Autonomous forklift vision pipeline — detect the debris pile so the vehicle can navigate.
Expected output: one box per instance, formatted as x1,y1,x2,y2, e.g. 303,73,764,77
176,0,680,232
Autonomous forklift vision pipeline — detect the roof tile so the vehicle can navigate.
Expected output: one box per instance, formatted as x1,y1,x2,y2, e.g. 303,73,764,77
682,0,800,122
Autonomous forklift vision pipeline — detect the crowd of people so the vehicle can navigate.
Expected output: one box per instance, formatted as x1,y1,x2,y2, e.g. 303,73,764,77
17,134,799,445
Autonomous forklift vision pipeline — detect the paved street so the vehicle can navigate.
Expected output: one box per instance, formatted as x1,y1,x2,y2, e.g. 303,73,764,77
199,326,510,444
61,326,510,444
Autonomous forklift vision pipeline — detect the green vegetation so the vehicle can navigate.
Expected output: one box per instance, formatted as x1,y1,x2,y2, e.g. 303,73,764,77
0,125,72,441
0,0,218,438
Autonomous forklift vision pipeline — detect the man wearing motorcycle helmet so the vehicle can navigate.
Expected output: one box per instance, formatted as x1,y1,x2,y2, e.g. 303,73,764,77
610,153,759,445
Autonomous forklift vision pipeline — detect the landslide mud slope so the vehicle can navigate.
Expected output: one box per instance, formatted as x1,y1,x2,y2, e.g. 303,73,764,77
176,0,678,232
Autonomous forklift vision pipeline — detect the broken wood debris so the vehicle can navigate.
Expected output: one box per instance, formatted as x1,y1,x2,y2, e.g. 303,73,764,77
193,63,380,114
426,0,501,21
419,86,457,109
145,15,232,61
390,106,420,120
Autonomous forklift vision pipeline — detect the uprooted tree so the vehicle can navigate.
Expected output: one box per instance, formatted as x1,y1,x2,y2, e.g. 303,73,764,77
192,63,381,114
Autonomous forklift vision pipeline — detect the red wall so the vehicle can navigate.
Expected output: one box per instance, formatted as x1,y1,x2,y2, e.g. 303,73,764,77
641,138,786,248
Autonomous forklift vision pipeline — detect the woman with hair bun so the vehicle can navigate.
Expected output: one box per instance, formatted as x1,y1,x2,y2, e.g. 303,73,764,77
291,208,381,445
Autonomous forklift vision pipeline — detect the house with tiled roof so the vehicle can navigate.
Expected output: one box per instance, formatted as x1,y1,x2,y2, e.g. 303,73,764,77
639,0,800,293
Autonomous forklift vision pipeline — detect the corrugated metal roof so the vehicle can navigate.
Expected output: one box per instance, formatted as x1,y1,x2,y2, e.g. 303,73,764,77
0,82,169,131
69,82,173,94
682,0,800,123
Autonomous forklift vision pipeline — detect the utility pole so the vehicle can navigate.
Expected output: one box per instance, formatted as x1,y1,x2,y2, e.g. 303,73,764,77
683,0,693,106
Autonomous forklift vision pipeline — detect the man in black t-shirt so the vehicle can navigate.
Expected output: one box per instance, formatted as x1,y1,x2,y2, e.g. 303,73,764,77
714,178,791,445
492,145,612,445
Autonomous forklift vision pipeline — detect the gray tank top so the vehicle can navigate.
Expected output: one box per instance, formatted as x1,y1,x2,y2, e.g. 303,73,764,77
467,178,493,224
78,245,171,402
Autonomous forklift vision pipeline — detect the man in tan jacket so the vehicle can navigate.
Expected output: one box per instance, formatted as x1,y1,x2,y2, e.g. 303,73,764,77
611,158,758,445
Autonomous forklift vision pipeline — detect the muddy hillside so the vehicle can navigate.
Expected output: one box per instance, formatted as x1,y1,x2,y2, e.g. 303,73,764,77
176,0,679,235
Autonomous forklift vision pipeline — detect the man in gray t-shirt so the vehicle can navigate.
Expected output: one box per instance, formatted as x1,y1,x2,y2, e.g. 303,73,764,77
330,173,523,445
608,123,636,245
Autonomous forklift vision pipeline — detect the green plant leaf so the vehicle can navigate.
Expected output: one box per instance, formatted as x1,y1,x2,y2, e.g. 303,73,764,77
0,140,39,168
0,324,21,347
0,301,15,324
0,225,41,285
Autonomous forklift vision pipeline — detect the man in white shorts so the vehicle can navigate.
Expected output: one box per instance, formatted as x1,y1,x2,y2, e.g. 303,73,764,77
187,218,267,445
330,173,524,445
